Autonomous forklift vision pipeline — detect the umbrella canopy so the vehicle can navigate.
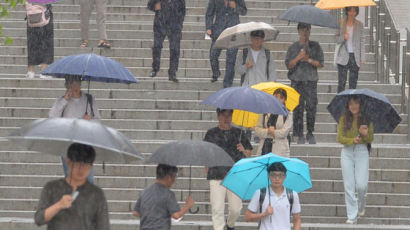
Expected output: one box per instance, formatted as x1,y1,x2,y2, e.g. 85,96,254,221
41,53,138,84
277,5,339,29
27,0,61,3
316,0,376,10
7,118,143,162
327,88,402,133
232,82,300,128
146,140,234,167
201,86,288,116
222,153,312,200
213,22,280,49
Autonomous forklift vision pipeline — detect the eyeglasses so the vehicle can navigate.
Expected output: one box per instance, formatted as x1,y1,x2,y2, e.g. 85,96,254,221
269,172,286,179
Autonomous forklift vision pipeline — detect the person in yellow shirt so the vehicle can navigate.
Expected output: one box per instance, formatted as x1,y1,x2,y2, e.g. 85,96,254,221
337,95,373,224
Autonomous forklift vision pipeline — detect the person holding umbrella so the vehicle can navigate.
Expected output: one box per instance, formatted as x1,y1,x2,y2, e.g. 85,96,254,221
335,7,366,93
206,0,247,87
132,164,195,229
337,95,373,224
285,23,324,145
204,108,253,230
34,143,110,230
245,162,301,230
49,76,101,183
254,88,293,157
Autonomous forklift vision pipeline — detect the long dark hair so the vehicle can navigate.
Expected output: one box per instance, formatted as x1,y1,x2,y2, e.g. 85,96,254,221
343,95,369,132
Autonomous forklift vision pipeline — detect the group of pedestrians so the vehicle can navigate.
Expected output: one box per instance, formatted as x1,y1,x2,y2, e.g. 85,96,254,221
29,1,374,230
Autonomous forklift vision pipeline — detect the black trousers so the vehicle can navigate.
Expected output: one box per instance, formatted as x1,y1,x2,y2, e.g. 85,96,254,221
152,25,182,77
337,53,360,93
291,80,318,137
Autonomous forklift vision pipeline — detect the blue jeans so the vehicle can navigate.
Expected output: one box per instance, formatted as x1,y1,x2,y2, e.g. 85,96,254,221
61,156,95,184
341,144,369,220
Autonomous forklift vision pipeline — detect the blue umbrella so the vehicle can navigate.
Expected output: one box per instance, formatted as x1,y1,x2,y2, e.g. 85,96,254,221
277,5,339,29
222,153,312,200
41,53,138,84
327,88,401,133
200,87,288,116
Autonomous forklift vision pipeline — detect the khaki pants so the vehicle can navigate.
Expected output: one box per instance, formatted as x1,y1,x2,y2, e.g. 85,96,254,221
210,180,242,230
80,0,107,40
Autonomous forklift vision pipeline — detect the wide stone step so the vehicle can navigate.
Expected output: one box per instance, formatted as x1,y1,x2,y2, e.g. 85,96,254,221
0,78,401,95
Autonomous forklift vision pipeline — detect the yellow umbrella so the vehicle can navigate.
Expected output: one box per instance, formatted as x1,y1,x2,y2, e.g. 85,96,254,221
315,0,376,10
232,82,300,128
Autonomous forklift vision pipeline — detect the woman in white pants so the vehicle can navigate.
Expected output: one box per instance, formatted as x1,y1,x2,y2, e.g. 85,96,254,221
337,95,373,224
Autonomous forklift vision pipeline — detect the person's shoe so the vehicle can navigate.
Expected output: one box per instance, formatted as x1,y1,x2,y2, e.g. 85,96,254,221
306,132,316,144
39,74,52,79
226,226,235,230
346,218,357,224
26,71,35,79
297,136,305,144
211,76,218,82
149,70,158,78
169,75,179,83
358,209,365,217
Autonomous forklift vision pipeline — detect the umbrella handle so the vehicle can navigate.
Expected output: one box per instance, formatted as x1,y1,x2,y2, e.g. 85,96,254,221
189,206,199,214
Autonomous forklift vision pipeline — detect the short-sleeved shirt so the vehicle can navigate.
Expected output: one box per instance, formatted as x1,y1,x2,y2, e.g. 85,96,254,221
285,41,324,82
34,179,110,230
203,126,253,180
248,187,301,230
134,183,181,230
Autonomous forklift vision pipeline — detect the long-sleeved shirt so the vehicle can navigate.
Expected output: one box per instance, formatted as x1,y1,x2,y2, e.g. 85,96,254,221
235,47,277,86
34,179,110,230
337,115,374,146
148,0,186,31
49,92,101,121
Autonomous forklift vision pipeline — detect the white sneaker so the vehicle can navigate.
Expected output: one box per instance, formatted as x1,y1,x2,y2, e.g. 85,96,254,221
26,71,35,79
358,209,365,217
39,74,52,79
346,218,357,224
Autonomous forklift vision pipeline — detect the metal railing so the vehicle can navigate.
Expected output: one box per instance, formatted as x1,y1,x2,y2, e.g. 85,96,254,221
368,0,409,142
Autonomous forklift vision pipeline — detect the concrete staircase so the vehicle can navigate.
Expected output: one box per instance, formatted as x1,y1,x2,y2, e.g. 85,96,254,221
0,0,409,229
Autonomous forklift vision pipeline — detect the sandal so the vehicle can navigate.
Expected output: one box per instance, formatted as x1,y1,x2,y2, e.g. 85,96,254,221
80,40,88,48
97,40,112,48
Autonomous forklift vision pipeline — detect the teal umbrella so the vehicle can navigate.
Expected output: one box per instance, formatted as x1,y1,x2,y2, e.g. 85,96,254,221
222,153,312,200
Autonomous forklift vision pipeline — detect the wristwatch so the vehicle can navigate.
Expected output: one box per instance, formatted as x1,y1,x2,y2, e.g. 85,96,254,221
308,58,313,64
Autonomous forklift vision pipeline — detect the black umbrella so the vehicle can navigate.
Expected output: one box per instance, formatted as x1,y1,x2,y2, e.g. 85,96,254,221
277,5,339,29
327,89,402,133
146,140,235,213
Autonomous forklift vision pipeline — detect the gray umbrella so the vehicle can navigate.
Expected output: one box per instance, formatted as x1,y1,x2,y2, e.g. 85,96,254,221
277,5,339,29
7,118,143,162
147,140,234,214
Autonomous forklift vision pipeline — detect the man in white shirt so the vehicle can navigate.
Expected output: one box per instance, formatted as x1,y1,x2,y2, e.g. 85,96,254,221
245,162,301,230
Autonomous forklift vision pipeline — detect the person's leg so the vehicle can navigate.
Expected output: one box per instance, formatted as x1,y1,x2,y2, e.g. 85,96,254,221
79,0,93,42
291,81,304,141
341,146,358,221
354,145,369,215
209,180,227,230
305,81,318,144
223,47,238,88
168,29,182,82
337,64,348,93
210,38,222,81
151,25,166,75
348,54,360,89
95,0,109,46
226,189,242,228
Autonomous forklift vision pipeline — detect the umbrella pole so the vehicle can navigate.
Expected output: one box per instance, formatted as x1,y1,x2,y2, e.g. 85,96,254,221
188,165,199,214
85,79,91,115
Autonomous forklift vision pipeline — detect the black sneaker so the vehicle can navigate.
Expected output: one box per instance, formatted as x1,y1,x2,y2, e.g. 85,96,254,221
306,132,316,144
149,70,157,78
226,226,235,230
211,76,218,82
169,75,179,83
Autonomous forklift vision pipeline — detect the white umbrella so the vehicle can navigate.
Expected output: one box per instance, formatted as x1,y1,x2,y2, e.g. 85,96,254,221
7,118,143,162
213,21,280,49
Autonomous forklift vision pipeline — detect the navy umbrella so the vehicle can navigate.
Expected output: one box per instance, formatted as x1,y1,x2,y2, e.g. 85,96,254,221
327,88,402,133
41,53,138,84
277,5,339,29
201,86,288,116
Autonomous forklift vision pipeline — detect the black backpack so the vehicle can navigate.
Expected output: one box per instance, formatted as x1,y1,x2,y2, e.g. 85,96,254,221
258,187,294,227
240,48,271,85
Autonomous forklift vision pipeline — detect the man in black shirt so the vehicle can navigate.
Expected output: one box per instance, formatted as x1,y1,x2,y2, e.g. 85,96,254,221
204,108,252,230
